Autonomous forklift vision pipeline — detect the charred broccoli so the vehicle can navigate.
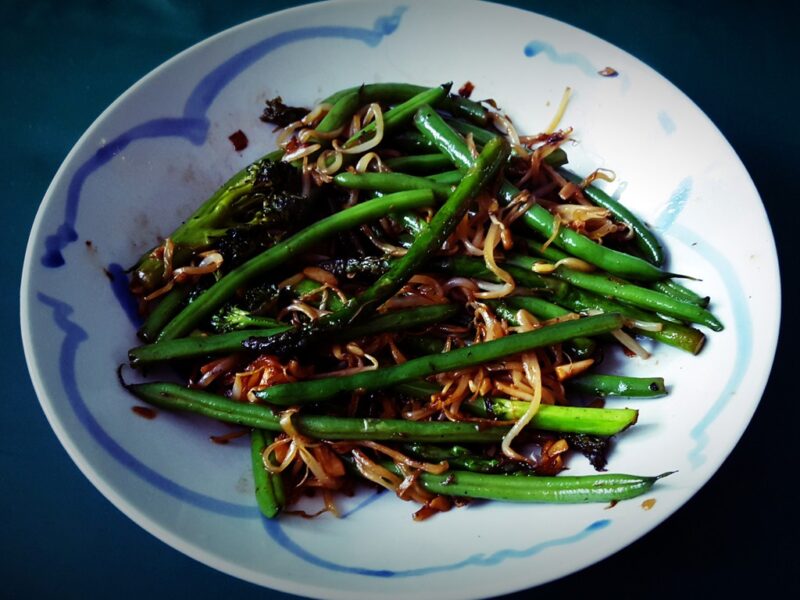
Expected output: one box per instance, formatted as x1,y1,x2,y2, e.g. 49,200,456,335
210,305,282,333
130,157,311,293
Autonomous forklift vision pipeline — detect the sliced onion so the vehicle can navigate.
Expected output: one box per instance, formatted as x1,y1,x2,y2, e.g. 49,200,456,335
554,358,596,381
336,103,384,155
611,328,651,359
545,86,572,134
356,151,387,173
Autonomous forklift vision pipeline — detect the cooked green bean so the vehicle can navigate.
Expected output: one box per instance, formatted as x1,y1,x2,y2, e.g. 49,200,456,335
556,286,706,354
128,380,638,438
462,397,637,436
384,153,455,173
401,443,510,474
250,429,282,518
130,305,459,365
559,168,665,266
137,285,191,343
254,313,624,405
128,381,510,443
651,279,710,307
334,171,453,198
519,237,571,263
566,374,667,398
130,327,289,365
552,267,723,331
381,462,671,503
155,189,435,341
344,85,450,149
445,118,568,166
488,297,597,358
428,255,569,297
321,82,488,125
426,169,463,185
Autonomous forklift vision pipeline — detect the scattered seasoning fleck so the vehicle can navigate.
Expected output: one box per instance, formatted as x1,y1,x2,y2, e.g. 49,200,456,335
442,473,456,486
85,240,93,248
649,382,661,391
641,498,657,510
131,406,157,419
458,81,475,98
598,67,619,77
228,130,249,152
210,430,249,445
605,499,619,510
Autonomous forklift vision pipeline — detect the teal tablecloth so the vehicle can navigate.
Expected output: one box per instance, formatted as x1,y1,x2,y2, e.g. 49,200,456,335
3,1,795,597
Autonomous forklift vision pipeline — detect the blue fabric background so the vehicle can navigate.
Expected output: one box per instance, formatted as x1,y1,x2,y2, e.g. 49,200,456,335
2,0,795,597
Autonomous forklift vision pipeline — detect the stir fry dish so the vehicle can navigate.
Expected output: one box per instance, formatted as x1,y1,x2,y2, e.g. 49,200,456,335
124,82,721,520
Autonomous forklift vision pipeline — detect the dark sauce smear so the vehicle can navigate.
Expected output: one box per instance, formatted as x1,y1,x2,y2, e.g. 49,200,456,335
210,430,249,445
131,406,157,419
229,129,249,151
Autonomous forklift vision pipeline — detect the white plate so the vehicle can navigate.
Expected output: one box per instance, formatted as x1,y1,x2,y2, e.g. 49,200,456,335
20,1,780,598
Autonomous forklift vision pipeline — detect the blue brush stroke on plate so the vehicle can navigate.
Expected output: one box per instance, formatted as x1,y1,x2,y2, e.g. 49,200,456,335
40,6,407,268
262,517,610,577
658,110,677,134
523,40,598,77
666,225,753,468
37,292,256,518
653,176,692,232
106,262,143,328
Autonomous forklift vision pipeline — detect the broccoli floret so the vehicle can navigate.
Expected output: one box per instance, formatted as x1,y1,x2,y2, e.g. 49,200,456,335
210,305,282,333
131,158,311,292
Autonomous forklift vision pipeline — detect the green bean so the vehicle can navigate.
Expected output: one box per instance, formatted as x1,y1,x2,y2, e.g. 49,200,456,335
250,429,282,518
559,169,665,266
488,297,597,358
254,313,624,405
462,397,637,436
567,374,667,398
413,107,670,281
321,82,488,125
333,172,453,199
130,305,459,366
130,327,289,366
343,85,449,149
565,336,599,359
651,279,710,308
155,189,435,342
128,382,510,443
244,136,509,355
128,379,637,439
384,153,455,173
387,131,440,153
557,286,706,354
520,204,668,281
552,267,723,331
380,462,671,503
137,285,191,343
401,443,511,474
345,304,459,339
445,118,568,166
426,169,463,185
414,104,474,169
519,237,571,263
428,255,569,297
397,335,448,356
489,296,571,321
